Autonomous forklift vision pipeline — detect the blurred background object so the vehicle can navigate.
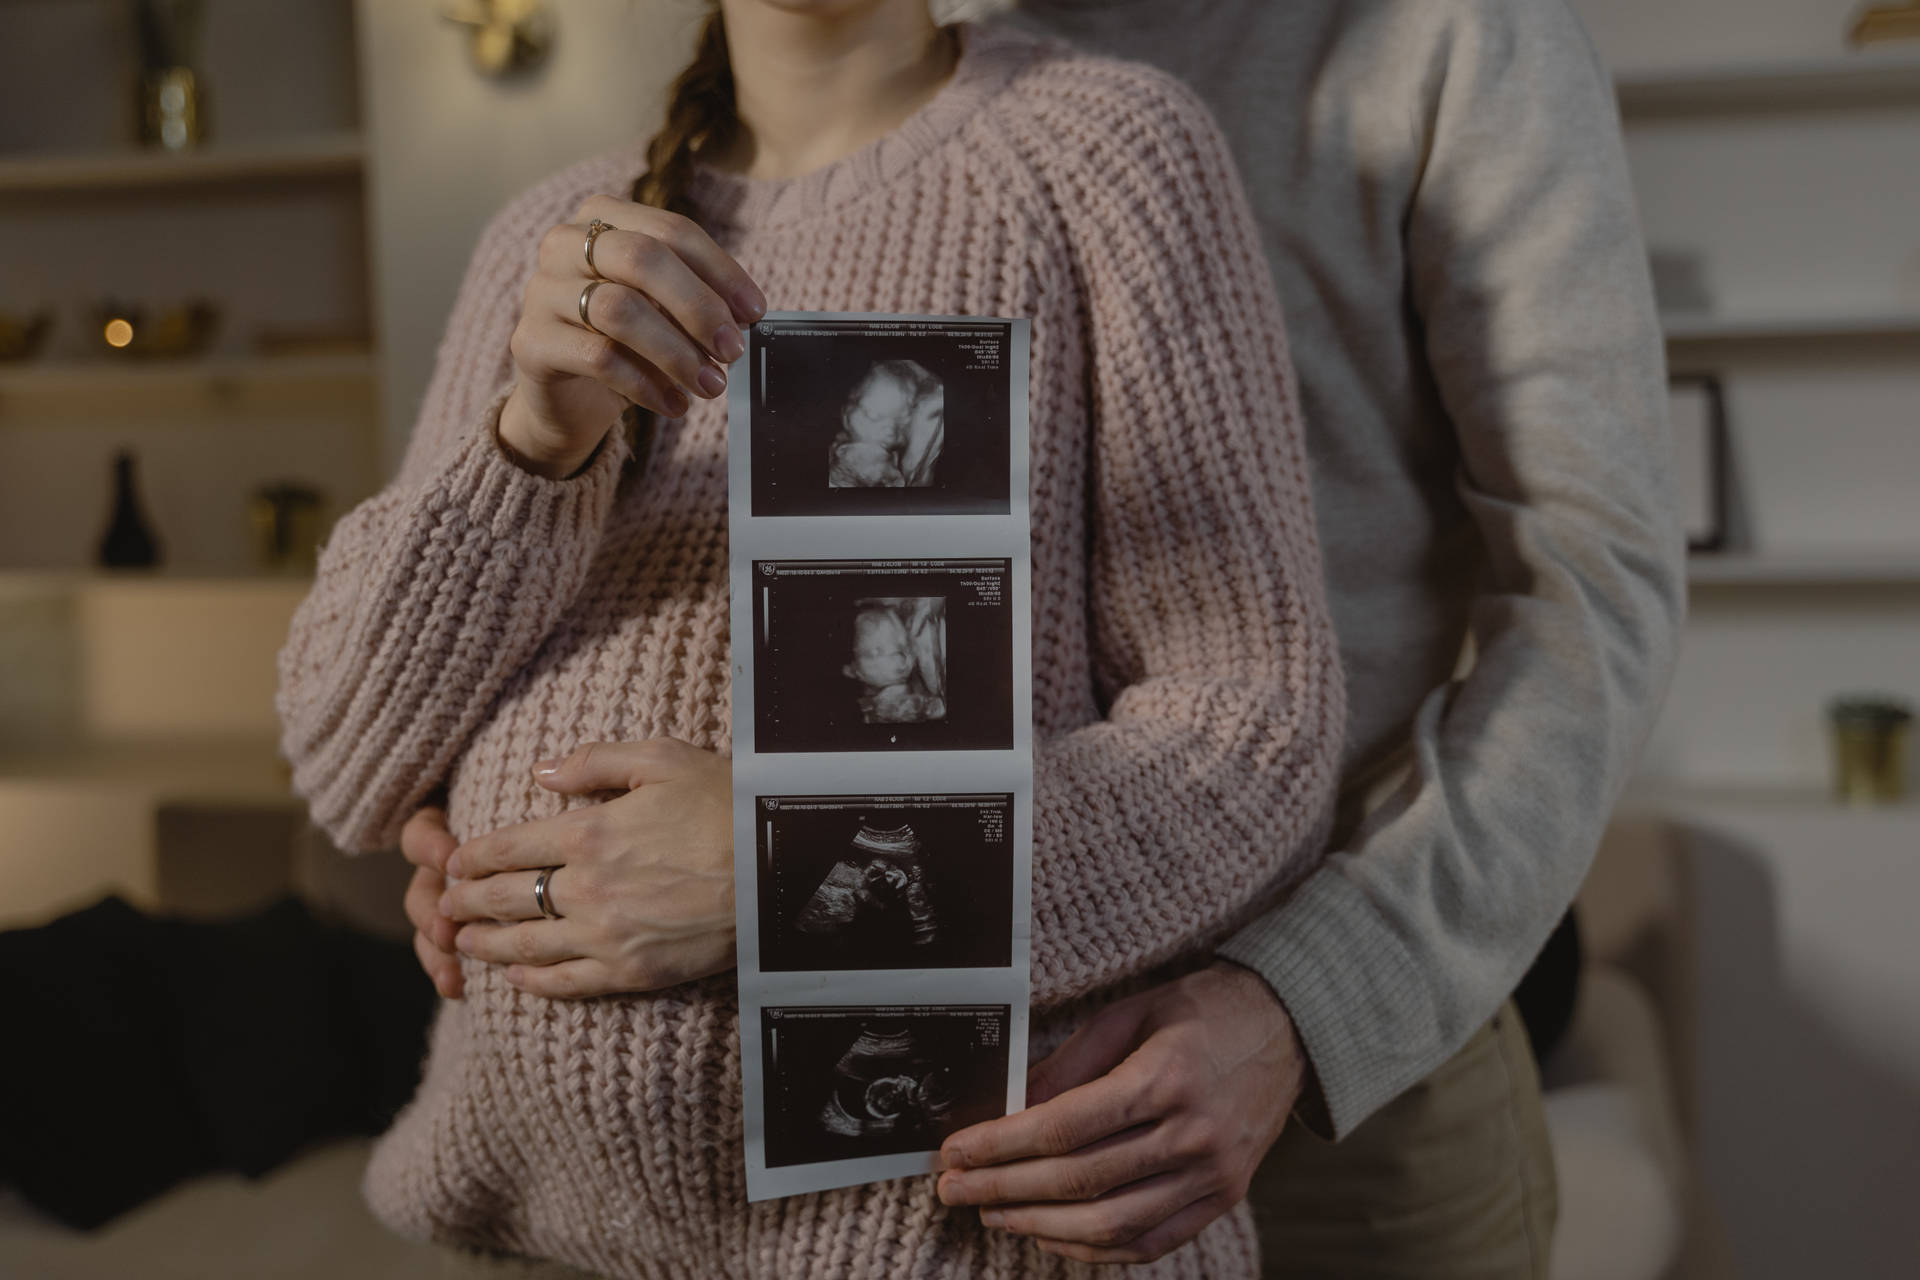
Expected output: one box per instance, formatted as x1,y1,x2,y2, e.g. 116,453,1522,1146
0,1,1915,1278
1851,2,1920,46
441,0,555,78
96,448,161,569
135,1,209,151
1828,695,1914,804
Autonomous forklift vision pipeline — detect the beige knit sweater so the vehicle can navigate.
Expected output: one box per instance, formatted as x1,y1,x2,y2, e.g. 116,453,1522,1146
275,21,1344,1280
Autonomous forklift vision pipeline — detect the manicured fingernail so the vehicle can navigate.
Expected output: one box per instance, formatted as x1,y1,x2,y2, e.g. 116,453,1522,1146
979,1209,1003,1228
714,324,744,363
697,365,727,398
532,757,564,776
438,892,454,914
733,286,765,322
445,852,465,877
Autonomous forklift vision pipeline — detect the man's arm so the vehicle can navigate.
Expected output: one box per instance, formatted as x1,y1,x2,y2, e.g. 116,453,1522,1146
938,0,1683,1257
1214,0,1685,1139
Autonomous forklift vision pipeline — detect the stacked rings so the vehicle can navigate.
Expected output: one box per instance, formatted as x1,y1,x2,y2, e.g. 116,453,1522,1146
579,218,616,335
533,866,563,919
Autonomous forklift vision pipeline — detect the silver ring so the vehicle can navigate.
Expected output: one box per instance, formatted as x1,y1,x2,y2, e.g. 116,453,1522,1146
578,279,609,335
533,866,562,920
583,218,614,277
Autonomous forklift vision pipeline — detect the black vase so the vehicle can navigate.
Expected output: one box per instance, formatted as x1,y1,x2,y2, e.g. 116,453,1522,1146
98,449,162,569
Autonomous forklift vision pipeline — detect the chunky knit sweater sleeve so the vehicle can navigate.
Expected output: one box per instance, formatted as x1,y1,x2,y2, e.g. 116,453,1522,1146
1026,68,1347,1009
275,172,637,855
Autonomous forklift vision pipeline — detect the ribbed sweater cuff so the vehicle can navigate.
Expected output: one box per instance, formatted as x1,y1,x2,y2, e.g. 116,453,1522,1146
1214,866,1442,1141
436,390,634,545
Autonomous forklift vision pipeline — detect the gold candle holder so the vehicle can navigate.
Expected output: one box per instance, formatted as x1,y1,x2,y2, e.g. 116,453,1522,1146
1828,697,1913,806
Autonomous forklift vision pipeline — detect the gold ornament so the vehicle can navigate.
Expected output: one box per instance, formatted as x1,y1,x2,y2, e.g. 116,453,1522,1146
442,0,554,77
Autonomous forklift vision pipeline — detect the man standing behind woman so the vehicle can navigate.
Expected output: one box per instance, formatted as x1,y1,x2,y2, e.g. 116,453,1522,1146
934,0,1685,1275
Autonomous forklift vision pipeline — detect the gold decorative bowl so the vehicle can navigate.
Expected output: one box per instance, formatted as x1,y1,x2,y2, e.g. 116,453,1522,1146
0,309,53,362
94,299,221,358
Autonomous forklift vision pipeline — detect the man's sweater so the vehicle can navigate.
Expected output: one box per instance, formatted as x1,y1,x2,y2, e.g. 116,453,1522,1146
274,22,1344,1279
1015,0,1687,1137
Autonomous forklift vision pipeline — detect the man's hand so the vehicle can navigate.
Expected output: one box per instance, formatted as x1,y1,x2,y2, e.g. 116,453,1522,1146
401,805,465,999
437,739,735,998
936,961,1307,1265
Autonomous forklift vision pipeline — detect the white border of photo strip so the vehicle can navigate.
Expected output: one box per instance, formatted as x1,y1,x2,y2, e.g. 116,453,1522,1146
727,312,1035,1202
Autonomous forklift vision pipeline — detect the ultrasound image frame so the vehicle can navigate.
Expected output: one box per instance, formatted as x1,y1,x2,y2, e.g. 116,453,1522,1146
756,794,1016,972
751,558,1015,753
749,318,1015,518
761,1005,1011,1169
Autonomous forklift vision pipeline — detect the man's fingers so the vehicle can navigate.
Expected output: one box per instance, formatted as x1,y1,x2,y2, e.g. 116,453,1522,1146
1026,994,1153,1106
981,1170,1209,1257
404,865,458,951
941,1060,1157,1171
503,957,620,1000
938,1125,1170,1207
413,929,464,1000
400,804,457,872
455,919,588,967
1029,1191,1233,1266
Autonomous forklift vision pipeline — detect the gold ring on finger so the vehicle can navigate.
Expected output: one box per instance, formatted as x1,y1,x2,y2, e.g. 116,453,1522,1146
583,218,614,277
578,279,610,335
533,865,563,920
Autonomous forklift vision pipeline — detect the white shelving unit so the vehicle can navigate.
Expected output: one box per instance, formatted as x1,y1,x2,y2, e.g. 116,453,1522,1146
0,132,364,195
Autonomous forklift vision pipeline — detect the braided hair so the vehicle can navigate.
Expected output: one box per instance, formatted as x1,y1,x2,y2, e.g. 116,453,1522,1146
629,8,737,218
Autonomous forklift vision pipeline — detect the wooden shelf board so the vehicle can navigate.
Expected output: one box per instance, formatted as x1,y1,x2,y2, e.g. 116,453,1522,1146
0,351,375,395
1621,780,1920,820
0,737,297,808
1688,552,1920,587
1662,311,1920,342
1616,53,1920,114
0,133,364,194
0,569,315,598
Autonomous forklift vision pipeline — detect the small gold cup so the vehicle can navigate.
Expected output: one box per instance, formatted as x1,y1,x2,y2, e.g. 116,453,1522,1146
249,484,324,576
140,66,205,151
1828,697,1913,806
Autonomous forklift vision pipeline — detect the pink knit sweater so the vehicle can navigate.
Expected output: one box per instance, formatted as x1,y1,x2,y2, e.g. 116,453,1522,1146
276,21,1343,1280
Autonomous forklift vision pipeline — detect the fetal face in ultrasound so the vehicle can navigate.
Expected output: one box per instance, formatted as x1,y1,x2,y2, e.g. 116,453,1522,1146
761,1006,1011,1168
749,319,1014,517
752,559,1014,753
756,795,1015,972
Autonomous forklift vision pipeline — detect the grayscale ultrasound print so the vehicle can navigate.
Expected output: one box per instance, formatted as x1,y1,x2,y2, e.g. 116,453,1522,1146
756,794,1016,972
749,318,1013,517
752,559,1013,753
761,1005,1010,1168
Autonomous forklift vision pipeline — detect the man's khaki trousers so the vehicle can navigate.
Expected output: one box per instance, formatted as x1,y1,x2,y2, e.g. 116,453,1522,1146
1248,999,1558,1278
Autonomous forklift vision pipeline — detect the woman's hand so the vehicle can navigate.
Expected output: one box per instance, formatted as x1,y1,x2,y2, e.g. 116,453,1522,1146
499,195,767,478
436,739,736,998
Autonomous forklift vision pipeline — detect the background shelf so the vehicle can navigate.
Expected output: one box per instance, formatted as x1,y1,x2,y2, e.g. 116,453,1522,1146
0,133,364,195
1616,53,1920,114
0,351,375,396
1662,310,1920,342
1687,552,1920,587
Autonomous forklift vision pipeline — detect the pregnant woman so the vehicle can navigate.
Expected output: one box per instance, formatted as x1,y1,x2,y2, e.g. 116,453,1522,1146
275,1,1345,1276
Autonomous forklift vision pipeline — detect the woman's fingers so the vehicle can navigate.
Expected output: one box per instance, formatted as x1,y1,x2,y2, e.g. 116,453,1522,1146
555,273,727,401
573,196,766,325
582,227,748,367
441,865,565,923
454,918,587,967
503,957,622,1000
510,312,689,419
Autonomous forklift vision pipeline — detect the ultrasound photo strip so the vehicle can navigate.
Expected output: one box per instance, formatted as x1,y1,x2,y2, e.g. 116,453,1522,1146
727,313,1033,1203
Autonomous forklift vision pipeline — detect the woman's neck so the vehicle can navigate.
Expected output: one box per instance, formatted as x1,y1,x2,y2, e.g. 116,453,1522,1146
712,2,960,182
